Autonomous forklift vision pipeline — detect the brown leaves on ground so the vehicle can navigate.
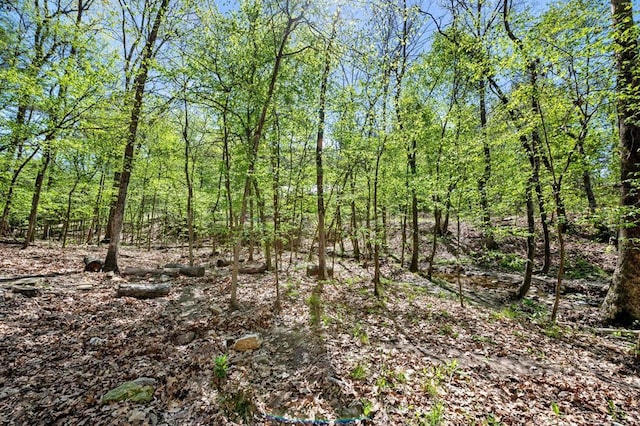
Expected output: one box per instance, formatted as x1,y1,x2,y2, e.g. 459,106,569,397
0,242,638,425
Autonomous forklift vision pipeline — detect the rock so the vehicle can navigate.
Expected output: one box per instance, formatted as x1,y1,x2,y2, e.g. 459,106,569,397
128,409,146,423
209,304,223,315
175,331,196,346
253,354,269,364
102,378,156,403
232,334,261,351
12,286,40,297
88,337,107,346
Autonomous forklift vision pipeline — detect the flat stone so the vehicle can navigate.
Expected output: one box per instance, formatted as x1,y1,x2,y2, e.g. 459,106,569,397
233,333,261,351
102,378,156,403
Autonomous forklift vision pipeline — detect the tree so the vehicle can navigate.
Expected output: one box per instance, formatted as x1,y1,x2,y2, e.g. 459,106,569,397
103,0,170,272
601,0,640,325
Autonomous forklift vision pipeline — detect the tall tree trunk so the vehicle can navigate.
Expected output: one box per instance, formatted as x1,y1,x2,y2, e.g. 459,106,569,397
87,168,105,244
230,11,305,308
349,172,360,259
23,147,52,248
182,92,195,266
602,0,640,324
62,179,79,248
478,78,496,248
103,0,169,272
315,12,337,282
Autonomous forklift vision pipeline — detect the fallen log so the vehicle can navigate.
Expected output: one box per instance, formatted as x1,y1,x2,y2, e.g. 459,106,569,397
238,262,267,274
163,263,205,277
122,267,179,277
83,257,104,272
12,285,41,297
216,259,231,268
116,283,171,299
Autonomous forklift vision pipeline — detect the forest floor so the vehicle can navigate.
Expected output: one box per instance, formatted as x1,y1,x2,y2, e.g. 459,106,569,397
1,222,639,425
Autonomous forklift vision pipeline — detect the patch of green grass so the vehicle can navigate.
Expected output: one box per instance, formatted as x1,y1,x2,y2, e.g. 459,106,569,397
362,399,374,417
607,399,626,421
421,360,459,397
350,363,368,380
476,250,525,272
306,291,323,327
352,322,370,344
438,324,458,338
542,324,563,339
472,334,495,345
415,400,445,425
219,387,256,422
565,256,607,279
483,414,503,425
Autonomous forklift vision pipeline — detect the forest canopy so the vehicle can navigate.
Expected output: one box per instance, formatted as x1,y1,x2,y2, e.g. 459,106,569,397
0,0,638,320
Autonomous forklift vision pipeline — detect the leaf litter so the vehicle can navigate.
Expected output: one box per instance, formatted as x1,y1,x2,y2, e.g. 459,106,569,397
0,241,638,425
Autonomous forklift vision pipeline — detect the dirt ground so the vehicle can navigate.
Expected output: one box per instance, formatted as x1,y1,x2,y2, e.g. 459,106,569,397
0,231,638,425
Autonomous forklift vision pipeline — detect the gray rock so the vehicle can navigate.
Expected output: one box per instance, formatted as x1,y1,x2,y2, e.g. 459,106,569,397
88,337,107,346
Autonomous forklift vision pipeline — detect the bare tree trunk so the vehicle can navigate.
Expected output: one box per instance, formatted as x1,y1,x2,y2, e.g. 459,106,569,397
103,0,169,272
229,10,305,308
602,0,640,325
516,176,536,299
315,11,338,282
23,148,52,248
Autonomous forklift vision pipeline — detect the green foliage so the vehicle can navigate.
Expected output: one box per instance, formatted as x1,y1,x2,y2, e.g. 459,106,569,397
214,354,229,380
483,414,503,426
607,399,626,422
219,387,256,422
476,250,526,272
352,322,369,345
350,363,368,380
415,400,445,426
565,256,607,280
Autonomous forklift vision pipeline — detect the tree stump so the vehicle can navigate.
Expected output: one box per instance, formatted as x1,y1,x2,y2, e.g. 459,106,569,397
83,257,104,272
116,283,171,299
306,265,334,278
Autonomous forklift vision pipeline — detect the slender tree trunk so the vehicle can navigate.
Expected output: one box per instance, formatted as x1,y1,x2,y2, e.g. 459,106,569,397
182,93,195,266
602,0,640,324
230,11,304,308
103,0,169,272
252,178,271,270
270,136,281,310
577,141,597,213
478,79,496,248
62,179,79,248
315,13,337,281
516,175,536,299
23,148,52,248
349,172,360,259
87,168,105,244
1,147,39,236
